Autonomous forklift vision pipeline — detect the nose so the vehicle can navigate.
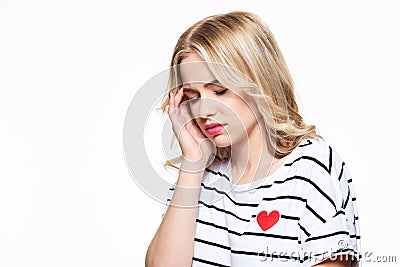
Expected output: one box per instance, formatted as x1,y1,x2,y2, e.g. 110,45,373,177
189,97,218,119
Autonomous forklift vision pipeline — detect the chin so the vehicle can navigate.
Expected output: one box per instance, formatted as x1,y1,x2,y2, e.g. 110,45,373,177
212,135,232,148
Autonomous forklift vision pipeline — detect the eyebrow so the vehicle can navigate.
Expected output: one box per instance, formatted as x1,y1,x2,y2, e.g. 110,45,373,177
205,79,220,87
182,79,221,91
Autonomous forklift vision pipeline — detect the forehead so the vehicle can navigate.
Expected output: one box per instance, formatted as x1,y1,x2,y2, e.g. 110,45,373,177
179,55,216,85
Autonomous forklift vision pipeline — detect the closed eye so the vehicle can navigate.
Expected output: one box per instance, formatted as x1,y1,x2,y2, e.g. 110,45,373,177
182,86,229,100
215,88,228,95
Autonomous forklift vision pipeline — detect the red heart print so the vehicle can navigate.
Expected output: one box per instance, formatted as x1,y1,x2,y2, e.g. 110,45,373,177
256,210,280,231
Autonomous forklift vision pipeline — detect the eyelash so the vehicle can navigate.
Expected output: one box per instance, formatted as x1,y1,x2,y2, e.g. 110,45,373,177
215,89,228,95
186,88,228,100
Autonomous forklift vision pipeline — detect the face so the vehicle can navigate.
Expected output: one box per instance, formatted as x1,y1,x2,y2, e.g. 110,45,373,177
179,53,261,148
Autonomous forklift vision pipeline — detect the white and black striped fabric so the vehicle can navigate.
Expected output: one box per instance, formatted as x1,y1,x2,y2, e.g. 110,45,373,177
164,139,361,266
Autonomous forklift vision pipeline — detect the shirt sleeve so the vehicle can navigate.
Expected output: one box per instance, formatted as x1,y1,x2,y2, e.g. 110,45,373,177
299,148,361,267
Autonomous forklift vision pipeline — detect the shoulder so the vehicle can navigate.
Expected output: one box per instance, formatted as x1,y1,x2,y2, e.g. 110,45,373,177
294,142,361,265
292,139,355,216
289,138,347,179
287,139,353,209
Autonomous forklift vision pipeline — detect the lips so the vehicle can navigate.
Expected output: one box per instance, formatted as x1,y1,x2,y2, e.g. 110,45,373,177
204,123,226,135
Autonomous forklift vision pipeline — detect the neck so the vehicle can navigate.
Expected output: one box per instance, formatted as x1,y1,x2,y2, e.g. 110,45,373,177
230,122,276,185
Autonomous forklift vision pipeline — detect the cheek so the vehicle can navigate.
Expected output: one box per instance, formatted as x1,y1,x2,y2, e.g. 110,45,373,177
221,98,242,115
231,104,260,136
226,99,255,123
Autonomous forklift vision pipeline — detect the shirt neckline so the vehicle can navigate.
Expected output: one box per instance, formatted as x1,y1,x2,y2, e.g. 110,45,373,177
225,141,303,193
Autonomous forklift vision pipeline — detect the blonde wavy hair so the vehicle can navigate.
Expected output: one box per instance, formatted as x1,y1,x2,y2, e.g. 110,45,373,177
160,11,321,167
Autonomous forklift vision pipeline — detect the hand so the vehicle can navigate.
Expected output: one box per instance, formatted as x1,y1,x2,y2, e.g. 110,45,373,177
168,88,216,172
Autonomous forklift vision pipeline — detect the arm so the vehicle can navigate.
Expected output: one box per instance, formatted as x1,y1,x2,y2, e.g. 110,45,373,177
145,168,203,267
146,89,214,266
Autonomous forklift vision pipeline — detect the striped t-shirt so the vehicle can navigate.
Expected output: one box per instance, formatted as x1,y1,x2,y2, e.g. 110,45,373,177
164,139,361,266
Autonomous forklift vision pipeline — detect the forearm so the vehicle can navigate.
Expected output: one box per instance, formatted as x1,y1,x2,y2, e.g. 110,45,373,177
146,170,203,267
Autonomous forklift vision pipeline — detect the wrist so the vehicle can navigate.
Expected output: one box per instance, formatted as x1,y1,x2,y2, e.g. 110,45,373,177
173,170,203,207
180,158,208,173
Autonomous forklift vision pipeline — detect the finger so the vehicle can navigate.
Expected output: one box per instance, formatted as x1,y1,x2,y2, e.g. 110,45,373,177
169,88,184,115
168,92,175,115
174,88,193,121
169,90,190,136
176,92,195,120
175,87,185,105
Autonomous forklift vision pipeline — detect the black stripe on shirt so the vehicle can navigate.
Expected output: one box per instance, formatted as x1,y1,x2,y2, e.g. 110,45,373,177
195,238,303,261
198,200,250,222
305,230,349,242
260,195,336,223
343,188,350,209
304,248,359,261
298,223,311,237
201,183,259,207
306,203,326,223
250,213,299,221
232,249,301,261
205,168,230,181
333,210,345,218
195,218,298,241
285,146,333,174
262,195,306,202
338,162,345,181
192,257,229,267
195,233,302,261
195,238,231,251
196,236,361,264
196,218,245,237
256,175,337,211
241,231,298,240
350,234,361,239
262,194,329,224
280,214,300,221
299,139,313,147
196,218,228,232
199,190,330,226
262,195,324,223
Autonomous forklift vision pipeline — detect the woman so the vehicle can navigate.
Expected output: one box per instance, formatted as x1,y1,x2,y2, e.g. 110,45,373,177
146,11,361,267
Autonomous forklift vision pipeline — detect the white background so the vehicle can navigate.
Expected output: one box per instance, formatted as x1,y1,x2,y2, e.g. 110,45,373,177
1,0,399,266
